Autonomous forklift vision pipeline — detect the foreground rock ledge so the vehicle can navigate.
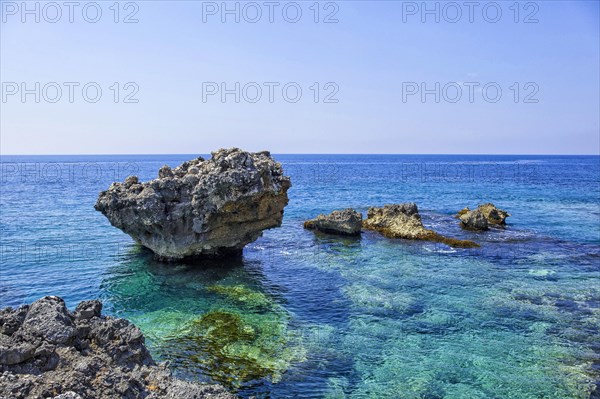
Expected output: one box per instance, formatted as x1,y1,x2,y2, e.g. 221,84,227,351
0,296,235,399
363,203,479,248
95,148,291,261
304,209,363,236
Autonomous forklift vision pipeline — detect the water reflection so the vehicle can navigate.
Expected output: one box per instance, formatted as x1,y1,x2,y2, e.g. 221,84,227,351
100,244,319,397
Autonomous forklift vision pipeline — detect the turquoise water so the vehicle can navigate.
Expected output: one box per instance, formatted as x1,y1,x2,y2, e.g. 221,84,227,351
1,154,599,398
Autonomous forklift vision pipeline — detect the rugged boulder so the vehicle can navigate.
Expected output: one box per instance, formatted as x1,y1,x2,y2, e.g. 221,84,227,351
0,296,235,399
304,209,363,236
457,203,510,230
363,203,479,248
457,209,489,231
95,148,291,261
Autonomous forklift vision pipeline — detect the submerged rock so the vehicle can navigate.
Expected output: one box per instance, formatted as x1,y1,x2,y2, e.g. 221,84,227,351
206,285,272,310
304,209,363,236
168,309,305,388
457,203,510,230
95,148,291,261
0,296,235,399
362,203,479,248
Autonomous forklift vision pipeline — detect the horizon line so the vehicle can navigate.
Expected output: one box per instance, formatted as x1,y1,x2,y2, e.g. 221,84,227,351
1,152,599,157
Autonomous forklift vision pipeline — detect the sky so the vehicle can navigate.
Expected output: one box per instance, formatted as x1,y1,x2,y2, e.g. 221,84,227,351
0,0,599,155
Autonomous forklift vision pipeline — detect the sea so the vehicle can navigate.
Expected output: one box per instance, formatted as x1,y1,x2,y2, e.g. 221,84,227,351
1,154,599,399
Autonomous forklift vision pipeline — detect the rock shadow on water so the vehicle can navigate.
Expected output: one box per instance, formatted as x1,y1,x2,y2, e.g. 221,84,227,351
162,308,306,391
100,244,309,396
308,230,363,261
309,229,362,244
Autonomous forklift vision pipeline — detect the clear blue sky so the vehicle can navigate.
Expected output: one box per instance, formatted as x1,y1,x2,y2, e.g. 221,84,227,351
1,0,598,154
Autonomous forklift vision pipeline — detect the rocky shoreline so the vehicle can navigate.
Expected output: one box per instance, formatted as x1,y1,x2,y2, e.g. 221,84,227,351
0,297,236,399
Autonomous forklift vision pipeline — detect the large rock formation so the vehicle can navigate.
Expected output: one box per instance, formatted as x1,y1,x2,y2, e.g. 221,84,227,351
457,203,510,230
304,209,363,236
95,149,291,261
0,296,235,399
362,203,479,248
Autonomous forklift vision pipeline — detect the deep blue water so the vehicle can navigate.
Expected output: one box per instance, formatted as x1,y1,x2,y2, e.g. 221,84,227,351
1,154,599,398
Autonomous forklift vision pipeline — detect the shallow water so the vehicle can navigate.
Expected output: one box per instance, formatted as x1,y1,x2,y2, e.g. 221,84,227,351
1,154,599,398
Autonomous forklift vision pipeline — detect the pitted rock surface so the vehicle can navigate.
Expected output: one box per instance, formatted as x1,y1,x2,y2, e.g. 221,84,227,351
95,148,291,261
304,209,363,236
363,203,479,248
0,296,235,399
457,203,510,230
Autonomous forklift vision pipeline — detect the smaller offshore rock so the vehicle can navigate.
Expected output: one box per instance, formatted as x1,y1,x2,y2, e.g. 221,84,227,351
304,209,363,236
457,209,489,231
363,203,479,248
457,203,510,230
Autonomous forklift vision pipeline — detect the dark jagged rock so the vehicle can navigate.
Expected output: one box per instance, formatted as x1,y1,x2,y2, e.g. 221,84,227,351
457,209,489,231
0,296,235,399
74,300,102,321
477,203,510,225
457,203,510,230
95,148,291,261
363,203,479,248
304,209,363,236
